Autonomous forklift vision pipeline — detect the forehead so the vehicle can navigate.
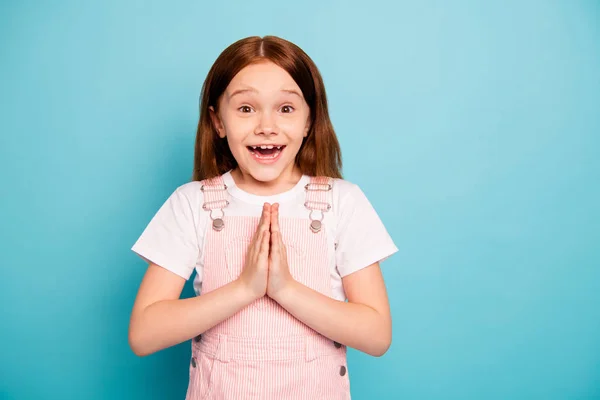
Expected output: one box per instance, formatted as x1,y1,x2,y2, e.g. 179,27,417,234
225,61,302,97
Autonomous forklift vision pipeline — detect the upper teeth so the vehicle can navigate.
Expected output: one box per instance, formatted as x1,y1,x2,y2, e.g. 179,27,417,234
252,145,282,150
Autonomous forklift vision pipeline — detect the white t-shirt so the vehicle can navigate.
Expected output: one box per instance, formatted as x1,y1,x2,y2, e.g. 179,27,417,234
131,171,398,301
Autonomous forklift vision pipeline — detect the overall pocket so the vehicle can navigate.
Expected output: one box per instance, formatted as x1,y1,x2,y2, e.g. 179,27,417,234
185,343,218,400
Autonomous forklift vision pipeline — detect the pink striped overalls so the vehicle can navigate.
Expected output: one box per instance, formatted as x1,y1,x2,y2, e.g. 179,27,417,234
185,175,351,400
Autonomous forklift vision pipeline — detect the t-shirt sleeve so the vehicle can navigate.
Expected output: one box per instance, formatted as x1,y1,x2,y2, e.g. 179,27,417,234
335,183,398,278
131,186,200,280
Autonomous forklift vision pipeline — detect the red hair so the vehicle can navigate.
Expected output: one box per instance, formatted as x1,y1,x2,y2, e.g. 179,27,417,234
192,35,343,181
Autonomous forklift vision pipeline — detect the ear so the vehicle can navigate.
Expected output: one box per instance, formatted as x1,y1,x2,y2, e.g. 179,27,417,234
209,106,226,138
303,115,311,137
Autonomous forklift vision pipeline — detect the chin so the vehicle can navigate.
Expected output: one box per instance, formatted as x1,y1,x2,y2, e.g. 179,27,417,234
245,166,286,183
238,161,293,184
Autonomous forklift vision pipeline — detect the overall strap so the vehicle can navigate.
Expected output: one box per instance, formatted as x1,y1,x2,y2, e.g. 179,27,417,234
200,176,229,232
304,176,333,233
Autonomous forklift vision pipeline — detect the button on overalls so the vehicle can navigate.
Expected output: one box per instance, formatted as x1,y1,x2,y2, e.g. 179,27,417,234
185,175,351,400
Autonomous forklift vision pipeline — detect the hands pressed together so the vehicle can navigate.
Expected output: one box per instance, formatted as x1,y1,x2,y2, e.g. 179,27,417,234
237,203,295,302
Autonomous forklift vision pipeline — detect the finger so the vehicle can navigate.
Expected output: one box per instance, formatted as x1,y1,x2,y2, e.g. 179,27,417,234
270,203,280,233
253,203,270,243
281,238,287,258
271,230,280,256
277,231,287,258
253,230,264,254
260,202,271,232
259,231,270,260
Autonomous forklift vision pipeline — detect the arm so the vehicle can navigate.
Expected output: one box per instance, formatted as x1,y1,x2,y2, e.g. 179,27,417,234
129,202,273,357
272,262,392,357
128,263,256,357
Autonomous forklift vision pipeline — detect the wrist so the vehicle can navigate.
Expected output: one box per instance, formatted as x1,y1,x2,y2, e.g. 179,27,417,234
234,279,261,303
271,278,299,305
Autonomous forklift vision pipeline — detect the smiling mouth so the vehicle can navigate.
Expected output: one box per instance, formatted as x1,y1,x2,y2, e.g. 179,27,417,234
247,145,286,160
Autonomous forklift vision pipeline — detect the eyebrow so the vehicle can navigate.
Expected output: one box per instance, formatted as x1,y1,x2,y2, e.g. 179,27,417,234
228,88,258,99
281,89,303,99
228,87,303,100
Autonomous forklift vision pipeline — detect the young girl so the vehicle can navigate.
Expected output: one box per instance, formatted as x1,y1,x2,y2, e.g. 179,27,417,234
129,35,398,400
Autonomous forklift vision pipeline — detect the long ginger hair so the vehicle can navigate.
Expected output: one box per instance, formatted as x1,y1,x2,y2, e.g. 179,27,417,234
192,35,343,181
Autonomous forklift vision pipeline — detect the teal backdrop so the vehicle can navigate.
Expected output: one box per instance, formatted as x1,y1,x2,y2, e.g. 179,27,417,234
1,1,599,399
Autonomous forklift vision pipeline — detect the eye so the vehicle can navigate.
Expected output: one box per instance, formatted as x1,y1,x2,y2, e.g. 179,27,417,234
238,105,253,113
280,105,295,113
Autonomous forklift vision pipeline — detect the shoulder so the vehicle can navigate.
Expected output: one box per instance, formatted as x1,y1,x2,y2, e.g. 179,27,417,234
169,180,205,206
329,177,369,211
161,181,207,222
175,180,204,196
330,177,360,195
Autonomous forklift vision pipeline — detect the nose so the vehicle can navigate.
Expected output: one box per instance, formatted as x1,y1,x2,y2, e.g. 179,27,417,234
254,111,278,136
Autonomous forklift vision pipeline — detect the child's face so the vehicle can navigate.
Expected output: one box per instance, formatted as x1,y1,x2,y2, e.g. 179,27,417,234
210,61,311,185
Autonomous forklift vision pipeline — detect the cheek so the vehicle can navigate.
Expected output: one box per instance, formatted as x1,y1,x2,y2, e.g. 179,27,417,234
222,118,253,140
279,119,308,139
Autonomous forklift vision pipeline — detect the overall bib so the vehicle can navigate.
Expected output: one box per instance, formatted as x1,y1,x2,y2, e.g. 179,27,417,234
185,175,351,400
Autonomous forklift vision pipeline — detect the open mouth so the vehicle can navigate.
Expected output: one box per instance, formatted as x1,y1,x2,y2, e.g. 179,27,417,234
247,145,286,163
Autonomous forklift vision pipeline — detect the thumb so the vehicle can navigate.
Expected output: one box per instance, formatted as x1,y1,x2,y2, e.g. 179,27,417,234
271,230,280,256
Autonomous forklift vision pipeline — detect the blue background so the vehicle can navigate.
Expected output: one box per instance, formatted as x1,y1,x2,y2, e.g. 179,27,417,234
1,1,599,399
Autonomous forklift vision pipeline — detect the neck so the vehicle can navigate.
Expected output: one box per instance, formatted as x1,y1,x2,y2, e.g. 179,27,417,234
231,166,302,196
